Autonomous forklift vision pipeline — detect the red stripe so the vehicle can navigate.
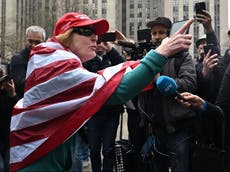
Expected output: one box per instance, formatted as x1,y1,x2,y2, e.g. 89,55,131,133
31,77,97,106
11,77,96,116
29,45,56,59
25,58,81,92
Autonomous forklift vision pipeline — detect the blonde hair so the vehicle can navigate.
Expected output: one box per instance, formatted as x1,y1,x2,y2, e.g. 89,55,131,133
55,29,73,48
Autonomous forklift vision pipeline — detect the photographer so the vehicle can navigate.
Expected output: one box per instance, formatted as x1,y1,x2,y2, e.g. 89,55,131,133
194,10,222,103
0,68,17,172
137,17,197,172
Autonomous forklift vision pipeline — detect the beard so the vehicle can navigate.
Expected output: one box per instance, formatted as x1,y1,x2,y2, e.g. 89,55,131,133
153,39,162,48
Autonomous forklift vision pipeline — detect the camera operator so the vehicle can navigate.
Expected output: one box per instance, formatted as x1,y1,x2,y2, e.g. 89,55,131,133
0,68,17,172
137,17,197,172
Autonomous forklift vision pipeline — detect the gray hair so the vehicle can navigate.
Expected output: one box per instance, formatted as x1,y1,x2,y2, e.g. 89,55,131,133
26,25,46,40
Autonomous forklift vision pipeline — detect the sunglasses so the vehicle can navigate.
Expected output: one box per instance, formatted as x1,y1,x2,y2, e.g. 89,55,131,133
72,27,96,36
27,39,42,45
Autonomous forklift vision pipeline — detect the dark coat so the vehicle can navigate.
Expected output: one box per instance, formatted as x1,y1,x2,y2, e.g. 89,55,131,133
10,47,30,99
0,89,17,171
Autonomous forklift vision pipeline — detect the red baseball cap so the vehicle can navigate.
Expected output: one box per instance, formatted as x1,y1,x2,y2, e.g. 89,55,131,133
53,12,109,36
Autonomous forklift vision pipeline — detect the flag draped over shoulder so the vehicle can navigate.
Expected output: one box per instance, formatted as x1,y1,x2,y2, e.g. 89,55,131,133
10,39,140,171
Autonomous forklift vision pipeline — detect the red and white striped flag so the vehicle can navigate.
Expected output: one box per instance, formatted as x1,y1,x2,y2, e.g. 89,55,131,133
10,39,139,171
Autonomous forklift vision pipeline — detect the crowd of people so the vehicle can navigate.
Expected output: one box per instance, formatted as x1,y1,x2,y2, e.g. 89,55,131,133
0,8,230,172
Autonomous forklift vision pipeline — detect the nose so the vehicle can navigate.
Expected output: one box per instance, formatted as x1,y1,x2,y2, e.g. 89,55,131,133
91,34,98,42
154,33,161,40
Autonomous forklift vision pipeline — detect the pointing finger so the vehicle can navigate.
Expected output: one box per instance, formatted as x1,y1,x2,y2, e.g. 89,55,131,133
174,18,194,35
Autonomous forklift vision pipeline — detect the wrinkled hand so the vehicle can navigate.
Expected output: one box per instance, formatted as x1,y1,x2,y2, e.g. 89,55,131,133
202,50,218,79
196,10,213,33
114,30,128,42
2,79,16,97
176,92,204,110
156,18,193,58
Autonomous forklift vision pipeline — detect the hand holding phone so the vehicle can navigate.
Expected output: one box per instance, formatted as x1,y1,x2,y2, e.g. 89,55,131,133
0,75,11,83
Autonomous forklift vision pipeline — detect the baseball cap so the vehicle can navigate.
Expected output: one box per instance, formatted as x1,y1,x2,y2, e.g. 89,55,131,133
195,35,206,48
53,12,109,36
146,17,172,29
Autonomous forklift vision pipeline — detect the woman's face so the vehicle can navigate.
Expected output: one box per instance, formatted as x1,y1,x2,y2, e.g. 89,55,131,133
69,27,98,63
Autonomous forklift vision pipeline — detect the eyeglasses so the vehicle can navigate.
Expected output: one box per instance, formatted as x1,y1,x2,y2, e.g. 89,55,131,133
72,27,96,36
27,39,42,45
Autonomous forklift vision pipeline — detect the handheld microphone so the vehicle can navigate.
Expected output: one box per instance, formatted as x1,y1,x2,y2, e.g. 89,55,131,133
117,40,137,49
156,75,185,100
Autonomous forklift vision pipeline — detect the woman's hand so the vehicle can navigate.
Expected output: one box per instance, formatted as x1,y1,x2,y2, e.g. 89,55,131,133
156,18,194,58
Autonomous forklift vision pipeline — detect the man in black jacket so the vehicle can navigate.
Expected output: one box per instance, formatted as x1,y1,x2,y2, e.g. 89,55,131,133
194,10,221,103
10,25,46,99
138,17,197,172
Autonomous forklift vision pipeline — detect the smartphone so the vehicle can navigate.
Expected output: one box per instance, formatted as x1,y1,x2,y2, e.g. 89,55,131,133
195,2,206,15
97,32,116,44
204,44,220,56
0,75,11,83
169,20,189,36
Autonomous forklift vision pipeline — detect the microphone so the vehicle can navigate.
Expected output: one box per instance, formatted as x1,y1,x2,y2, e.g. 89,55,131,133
156,75,185,100
117,40,137,49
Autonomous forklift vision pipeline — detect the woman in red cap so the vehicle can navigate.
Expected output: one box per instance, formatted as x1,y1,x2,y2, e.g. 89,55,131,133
10,12,193,172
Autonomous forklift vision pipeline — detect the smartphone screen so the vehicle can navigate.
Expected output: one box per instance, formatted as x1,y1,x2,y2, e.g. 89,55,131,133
195,2,206,15
169,20,189,36
97,32,116,44
204,44,220,56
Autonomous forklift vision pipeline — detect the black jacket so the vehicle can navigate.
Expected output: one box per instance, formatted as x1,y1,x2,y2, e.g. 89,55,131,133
0,90,17,141
215,63,230,151
139,51,197,132
10,47,30,99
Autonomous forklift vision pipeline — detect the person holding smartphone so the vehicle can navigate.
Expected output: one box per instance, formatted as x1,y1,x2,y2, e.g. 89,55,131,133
191,7,230,171
195,9,222,103
0,67,17,172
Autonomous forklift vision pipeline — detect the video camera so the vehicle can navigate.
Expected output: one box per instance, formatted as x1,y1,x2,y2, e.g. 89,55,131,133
119,28,156,60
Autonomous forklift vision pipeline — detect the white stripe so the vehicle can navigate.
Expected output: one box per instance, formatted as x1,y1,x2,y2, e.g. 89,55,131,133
102,63,123,81
26,49,79,78
23,68,99,107
41,41,64,50
11,94,93,131
10,137,48,164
